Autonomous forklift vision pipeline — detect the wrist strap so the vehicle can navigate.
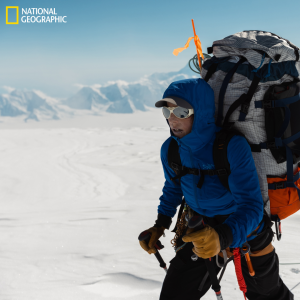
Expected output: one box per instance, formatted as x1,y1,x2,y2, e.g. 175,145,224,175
155,213,172,229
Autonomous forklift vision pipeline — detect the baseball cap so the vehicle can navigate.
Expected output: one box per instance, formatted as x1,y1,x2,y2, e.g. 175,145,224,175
155,96,193,109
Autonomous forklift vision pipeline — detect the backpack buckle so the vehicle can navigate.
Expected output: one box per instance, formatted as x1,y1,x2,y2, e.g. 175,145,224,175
240,103,250,114
190,169,200,175
171,162,182,172
263,100,273,109
266,141,276,149
274,182,285,190
217,169,228,176
207,170,215,176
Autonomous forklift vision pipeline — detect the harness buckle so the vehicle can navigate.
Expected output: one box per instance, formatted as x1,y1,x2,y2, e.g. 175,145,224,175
217,169,228,176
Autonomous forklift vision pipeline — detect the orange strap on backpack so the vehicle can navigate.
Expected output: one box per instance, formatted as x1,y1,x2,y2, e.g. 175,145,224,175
173,20,204,70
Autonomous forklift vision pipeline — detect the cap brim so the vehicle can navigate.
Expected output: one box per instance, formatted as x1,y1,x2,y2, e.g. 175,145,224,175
155,98,177,108
155,96,193,109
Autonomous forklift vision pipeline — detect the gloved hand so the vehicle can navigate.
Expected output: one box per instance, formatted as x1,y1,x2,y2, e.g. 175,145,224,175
139,226,165,255
182,225,220,259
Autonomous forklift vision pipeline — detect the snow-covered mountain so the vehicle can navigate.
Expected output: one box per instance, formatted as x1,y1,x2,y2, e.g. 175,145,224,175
0,64,197,121
65,64,197,113
0,90,62,121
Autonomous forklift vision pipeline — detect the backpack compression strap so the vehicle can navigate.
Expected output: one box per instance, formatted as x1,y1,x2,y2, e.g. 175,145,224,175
217,57,247,126
222,74,260,126
205,56,260,127
204,63,218,83
213,129,245,191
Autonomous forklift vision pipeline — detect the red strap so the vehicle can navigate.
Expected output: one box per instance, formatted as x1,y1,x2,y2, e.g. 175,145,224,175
233,248,247,300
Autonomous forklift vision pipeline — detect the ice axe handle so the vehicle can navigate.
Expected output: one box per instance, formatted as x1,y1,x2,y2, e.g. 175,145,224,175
138,230,167,271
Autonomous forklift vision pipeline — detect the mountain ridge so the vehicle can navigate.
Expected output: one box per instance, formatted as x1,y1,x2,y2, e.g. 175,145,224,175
0,64,197,121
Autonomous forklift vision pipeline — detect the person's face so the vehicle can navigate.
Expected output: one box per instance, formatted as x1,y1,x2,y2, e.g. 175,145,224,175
167,102,194,139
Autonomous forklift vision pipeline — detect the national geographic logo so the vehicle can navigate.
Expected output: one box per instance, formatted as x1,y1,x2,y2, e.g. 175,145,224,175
6,6,19,24
6,6,67,24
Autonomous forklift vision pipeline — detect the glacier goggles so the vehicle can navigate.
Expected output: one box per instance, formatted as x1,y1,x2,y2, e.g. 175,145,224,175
162,106,194,119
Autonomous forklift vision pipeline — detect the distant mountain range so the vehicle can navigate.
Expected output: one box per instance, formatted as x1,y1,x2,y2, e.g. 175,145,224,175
0,64,197,121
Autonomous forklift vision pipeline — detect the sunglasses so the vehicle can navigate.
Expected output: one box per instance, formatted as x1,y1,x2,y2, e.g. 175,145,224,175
162,106,194,119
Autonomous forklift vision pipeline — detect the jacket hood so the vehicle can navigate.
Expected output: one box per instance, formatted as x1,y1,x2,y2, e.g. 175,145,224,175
163,78,217,151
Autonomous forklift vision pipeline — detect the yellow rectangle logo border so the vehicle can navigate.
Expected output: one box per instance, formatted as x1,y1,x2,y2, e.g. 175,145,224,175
6,6,19,25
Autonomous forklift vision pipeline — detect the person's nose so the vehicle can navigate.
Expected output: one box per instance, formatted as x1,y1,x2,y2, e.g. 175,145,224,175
168,112,178,124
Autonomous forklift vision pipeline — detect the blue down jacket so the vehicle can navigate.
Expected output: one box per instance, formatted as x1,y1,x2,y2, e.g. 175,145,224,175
158,78,264,248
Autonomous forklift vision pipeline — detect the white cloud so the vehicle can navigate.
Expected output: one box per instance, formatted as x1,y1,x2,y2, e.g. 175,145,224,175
73,83,86,89
2,86,15,93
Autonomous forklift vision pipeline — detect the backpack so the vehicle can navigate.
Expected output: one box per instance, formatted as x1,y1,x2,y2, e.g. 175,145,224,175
168,31,300,240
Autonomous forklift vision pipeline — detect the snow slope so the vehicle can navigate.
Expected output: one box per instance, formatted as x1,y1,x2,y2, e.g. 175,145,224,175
0,112,299,299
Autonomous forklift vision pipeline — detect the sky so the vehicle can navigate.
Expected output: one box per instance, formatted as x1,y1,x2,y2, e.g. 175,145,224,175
1,0,300,98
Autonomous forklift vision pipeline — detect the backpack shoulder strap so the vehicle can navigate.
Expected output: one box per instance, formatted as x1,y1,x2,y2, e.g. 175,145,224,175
168,139,200,185
168,138,182,174
213,129,244,191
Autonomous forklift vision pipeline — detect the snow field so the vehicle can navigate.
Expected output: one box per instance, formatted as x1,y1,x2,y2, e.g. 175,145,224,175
0,111,298,299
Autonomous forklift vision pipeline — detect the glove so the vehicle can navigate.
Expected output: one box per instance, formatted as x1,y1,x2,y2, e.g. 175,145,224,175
139,226,165,255
182,225,220,259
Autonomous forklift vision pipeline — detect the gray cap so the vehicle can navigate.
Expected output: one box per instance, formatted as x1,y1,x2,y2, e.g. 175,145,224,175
155,96,193,109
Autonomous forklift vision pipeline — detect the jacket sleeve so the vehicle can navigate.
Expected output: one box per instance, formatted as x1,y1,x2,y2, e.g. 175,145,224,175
157,138,184,222
224,135,264,248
